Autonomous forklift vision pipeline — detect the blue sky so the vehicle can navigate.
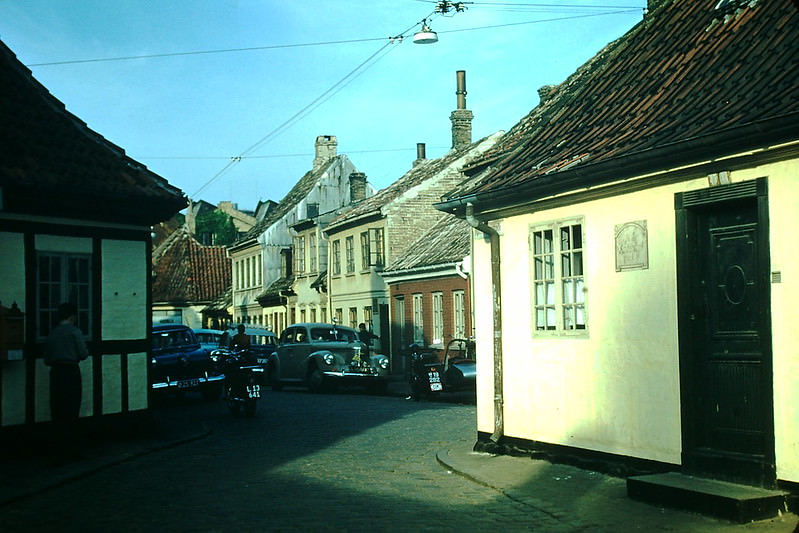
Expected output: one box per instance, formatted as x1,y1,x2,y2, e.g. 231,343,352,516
0,1,645,212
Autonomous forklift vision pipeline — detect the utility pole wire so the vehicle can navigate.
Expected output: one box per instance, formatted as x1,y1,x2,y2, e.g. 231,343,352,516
191,14,434,198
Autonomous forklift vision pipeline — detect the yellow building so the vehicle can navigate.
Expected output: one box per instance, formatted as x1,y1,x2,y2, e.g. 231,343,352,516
436,0,799,506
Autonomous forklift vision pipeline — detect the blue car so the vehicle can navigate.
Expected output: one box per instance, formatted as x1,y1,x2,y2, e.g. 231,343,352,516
150,324,224,400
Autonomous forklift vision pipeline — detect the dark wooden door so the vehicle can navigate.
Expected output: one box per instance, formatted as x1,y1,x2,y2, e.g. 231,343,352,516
676,180,774,487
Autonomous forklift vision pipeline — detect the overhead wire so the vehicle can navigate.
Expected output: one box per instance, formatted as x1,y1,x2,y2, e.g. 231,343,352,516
190,13,435,198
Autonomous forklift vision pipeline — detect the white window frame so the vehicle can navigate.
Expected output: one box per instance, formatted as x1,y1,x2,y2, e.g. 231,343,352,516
529,217,587,336
431,292,444,345
453,290,466,338
412,293,424,344
345,236,355,274
331,240,341,276
36,252,92,338
309,233,317,273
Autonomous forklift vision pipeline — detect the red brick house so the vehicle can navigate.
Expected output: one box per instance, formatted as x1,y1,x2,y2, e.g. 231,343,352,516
381,215,473,372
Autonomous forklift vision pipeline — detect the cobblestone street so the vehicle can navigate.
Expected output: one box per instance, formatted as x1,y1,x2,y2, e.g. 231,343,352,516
0,390,573,532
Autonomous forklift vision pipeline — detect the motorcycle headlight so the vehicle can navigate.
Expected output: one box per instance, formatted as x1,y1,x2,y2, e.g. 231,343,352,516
378,357,389,370
323,353,335,365
150,357,157,366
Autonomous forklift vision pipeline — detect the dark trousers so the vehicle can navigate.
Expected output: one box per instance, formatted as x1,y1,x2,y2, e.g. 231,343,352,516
50,364,82,456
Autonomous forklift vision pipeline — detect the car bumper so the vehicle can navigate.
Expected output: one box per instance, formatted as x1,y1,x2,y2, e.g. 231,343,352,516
321,370,387,380
151,373,225,391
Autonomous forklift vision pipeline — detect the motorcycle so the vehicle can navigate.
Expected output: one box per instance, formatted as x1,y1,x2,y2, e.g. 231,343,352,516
210,347,264,416
406,338,476,401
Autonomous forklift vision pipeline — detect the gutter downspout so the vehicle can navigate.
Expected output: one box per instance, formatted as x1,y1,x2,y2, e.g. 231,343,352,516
465,203,504,443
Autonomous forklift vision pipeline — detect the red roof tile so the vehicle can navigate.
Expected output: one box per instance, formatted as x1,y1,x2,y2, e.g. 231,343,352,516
152,228,231,304
0,40,186,225
440,0,799,212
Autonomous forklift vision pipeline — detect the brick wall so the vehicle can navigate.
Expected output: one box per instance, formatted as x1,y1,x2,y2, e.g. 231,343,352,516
389,274,472,349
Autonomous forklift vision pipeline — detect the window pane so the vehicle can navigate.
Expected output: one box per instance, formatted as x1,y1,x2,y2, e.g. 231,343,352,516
560,226,571,251
576,306,586,328
563,279,573,304
546,307,556,328
575,279,585,303
573,251,583,276
543,230,553,253
572,225,582,250
561,253,571,277
544,255,554,278
546,282,555,304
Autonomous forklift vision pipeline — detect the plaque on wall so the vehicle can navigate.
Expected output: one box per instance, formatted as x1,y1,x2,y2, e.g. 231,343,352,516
615,220,649,272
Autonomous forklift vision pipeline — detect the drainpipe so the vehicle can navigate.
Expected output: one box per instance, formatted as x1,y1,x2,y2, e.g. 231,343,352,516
465,203,504,443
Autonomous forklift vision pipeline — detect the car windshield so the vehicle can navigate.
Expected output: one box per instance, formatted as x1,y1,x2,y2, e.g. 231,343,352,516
153,329,195,349
309,327,357,343
195,332,221,344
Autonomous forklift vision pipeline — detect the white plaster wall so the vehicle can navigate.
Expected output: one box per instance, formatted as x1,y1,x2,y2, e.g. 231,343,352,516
475,169,798,474
102,354,122,414
102,239,147,340
471,229,497,436
128,352,148,411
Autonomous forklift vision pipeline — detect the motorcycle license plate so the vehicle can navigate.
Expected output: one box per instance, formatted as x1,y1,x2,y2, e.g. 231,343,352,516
247,385,261,399
177,378,199,389
428,371,443,391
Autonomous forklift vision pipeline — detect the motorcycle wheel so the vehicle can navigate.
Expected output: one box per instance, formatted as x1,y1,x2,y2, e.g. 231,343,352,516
225,385,241,414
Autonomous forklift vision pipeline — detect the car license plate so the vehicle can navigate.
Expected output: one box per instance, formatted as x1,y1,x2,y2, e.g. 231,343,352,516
428,370,443,391
177,378,199,389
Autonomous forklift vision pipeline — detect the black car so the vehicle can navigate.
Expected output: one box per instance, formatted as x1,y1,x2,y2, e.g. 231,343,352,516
150,324,224,400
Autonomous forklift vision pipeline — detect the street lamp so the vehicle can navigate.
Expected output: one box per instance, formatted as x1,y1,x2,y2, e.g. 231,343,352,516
413,20,439,44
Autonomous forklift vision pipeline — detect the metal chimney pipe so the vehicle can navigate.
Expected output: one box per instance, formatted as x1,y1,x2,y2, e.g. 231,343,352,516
456,70,467,110
416,143,426,160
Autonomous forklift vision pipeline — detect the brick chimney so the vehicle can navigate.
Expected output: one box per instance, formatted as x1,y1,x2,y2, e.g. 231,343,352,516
450,70,473,149
349,172,367,202
313,135,338,171
413,143,426,167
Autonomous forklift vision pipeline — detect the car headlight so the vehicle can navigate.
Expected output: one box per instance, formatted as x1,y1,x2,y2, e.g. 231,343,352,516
323,353,335,365
378,357,389,370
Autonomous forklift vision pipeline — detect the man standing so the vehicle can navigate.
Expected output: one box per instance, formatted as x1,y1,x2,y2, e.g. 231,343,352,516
45,302,89,463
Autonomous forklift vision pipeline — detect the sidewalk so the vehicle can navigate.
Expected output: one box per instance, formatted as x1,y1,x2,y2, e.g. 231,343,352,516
437,448,799,532
0,411,210,507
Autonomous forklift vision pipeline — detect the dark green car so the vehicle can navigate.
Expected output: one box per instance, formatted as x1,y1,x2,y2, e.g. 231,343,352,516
265,323,389,394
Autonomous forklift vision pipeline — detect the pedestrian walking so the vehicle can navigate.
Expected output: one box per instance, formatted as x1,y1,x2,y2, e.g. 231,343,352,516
45,302,89,463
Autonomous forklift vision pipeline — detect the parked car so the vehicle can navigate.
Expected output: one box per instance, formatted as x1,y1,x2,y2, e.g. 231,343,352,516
266,323,389,393
194,328,225,354
150,324,224,400
217,325,278,364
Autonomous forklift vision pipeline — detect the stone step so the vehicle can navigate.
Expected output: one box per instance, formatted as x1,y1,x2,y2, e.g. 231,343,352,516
627,472,789,523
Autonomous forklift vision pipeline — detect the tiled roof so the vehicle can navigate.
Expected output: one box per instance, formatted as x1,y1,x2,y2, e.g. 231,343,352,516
152,227,231,304
326,135,498,231
0,40,186,225
442,0,799,208
384,214,471,273
256,276,295,300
